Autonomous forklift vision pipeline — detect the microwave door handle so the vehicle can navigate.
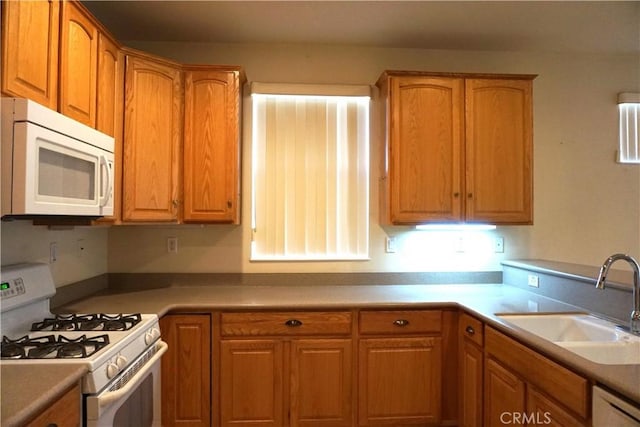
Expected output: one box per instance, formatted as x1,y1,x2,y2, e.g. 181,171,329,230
99,155,112,207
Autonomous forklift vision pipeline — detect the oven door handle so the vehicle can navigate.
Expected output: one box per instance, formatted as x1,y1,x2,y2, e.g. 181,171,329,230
93,340,168,414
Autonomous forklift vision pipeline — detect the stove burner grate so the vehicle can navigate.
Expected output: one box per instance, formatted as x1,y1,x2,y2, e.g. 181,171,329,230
31,313,142,332
1,334,110,359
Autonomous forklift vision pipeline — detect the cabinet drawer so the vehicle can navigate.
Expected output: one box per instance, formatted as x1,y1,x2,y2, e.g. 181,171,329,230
485,326,589,419
221,311,352,336
359,310,442,335
459,312,484,347
26,382,81,427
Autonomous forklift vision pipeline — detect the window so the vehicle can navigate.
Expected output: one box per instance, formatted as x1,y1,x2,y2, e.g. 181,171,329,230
250,83,370,260
617,92,640,164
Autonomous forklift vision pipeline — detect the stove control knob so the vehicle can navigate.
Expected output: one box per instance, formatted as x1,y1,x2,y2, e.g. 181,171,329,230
145,327,160,345
115,355,128,369
106,363,119,379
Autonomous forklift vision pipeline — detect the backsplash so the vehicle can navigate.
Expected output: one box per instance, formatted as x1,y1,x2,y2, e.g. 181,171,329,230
0,221,108,287
503,260,634,325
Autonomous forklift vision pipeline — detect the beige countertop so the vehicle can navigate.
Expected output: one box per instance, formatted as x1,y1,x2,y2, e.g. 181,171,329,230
3,283,639,425
1,364,87,427
59,283,640,404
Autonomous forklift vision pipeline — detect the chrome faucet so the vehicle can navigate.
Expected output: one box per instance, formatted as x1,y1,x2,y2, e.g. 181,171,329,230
595,253,640,335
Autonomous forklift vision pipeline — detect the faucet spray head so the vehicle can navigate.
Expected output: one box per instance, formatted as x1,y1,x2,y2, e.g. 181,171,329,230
595,259,613,289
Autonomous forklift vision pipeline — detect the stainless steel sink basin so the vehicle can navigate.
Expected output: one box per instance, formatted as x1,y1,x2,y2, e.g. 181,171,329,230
497,313,640,365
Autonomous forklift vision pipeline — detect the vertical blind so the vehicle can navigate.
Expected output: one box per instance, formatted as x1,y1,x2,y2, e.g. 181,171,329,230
251,84,370,260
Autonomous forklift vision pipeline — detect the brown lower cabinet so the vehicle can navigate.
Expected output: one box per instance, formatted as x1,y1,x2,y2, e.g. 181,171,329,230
459,312,484,427
219,311,353,427
26,382,81,427
484,326,590,427
159,309,595,427
160,313,212,427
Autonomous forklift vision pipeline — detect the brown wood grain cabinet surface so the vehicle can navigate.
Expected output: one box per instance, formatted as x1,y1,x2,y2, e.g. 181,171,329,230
160,313,212,427
485,326,590,426
381,76,464,224
183,67,245,224
123,52,183,222
1,0,60,109
25,382,81,427
59,0,98,127
377,71,535,225
357,309,444,426
358,337,442,426
95,32,124,224
465,78,533,224
459,312,484,427
161,308,597,427
219,311,353,427
484,357,526,427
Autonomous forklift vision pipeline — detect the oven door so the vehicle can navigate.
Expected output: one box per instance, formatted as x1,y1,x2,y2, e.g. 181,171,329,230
85,341,168,427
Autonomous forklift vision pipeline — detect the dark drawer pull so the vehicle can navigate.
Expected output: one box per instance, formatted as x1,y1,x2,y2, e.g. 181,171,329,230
393,319,410,327
465,325,476,335
285,319,303,327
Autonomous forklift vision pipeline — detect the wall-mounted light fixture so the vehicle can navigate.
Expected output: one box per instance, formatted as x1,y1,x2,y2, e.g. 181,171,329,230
617,92,640,164
415,224,496,231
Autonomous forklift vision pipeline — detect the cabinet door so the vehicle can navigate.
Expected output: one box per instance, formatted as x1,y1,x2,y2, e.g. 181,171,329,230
358,337,442,425
60,0,98,127
460,339,483,427
459,312,484,427
184,69,242,223
221,339,284,427
1,0,59,109
160,314,211,427
290,339,353,427
123,54,183,221
465,78,533,224
95,33,124,223
387,76,464,224
484,358,525,427
527,387,585,427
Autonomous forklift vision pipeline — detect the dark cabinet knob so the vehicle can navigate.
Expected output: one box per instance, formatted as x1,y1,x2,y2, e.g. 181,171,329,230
393,319,410,327
285,319,303,327
465,325,475,335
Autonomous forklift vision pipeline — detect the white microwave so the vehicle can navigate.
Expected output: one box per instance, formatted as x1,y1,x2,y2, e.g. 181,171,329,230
1,98,114,218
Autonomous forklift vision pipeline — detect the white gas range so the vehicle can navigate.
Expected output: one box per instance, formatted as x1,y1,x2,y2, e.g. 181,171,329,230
0,263,167,427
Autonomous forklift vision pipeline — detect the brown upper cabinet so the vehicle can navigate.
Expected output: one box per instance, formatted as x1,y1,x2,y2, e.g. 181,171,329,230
95,32,125,224
122,51,184,222
378,71,535,225
121,56,245,224
59,0,98,127
1,0,60,109
183,67,245,224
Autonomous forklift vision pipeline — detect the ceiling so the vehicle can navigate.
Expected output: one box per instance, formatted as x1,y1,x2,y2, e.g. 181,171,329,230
82,1,640,54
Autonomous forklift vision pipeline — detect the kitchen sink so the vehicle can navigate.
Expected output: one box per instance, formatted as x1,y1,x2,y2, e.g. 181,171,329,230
497,313,640,365
557,341,640,365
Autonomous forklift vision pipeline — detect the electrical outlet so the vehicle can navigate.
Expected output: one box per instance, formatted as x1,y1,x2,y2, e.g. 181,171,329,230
167,237,178,254
385,236,397,253
528,274,539,288
494,237,504,253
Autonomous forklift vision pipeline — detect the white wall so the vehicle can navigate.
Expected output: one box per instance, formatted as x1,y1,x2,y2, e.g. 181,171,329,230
105,42,639,273
0,221,108,287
